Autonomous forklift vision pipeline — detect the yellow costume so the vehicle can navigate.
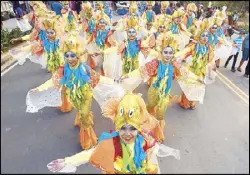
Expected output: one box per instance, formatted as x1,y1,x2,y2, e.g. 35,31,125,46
47,93,181,174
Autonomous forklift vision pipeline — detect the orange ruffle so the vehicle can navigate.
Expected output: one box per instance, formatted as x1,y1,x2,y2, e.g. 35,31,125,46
151,120,165,143
79,126,97,150
74,112,80,127
178,92,196,109
57,87,73,112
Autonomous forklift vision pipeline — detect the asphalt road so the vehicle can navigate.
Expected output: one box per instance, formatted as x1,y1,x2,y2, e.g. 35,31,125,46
1,16,249,174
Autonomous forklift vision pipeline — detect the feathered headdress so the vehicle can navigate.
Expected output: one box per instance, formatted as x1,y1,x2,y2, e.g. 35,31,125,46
161,32,178,53
129,1,138,14
80,2,94,19
161,1,169,9
194,18,213,40
95,10,111,26
146,1,155,6
126,16,140,31
154,16,168,29
61,31,84,58
95,1,104,10
171,9,185,19
213,11,227,26
61,1,69,6
186,3,198,12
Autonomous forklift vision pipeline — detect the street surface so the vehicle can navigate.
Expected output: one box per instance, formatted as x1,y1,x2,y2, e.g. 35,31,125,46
1,15,249,174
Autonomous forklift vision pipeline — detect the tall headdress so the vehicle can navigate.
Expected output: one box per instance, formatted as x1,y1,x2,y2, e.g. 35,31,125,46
129,1,138,14
161,32,178,53
213,11,227,26
80,2,94,20
95,10,111,26
186,3,198,13
61,31,84,58
146,1,155,6
171,9,185,19
161,1,169,10
194,18,213,40
126,16,140,31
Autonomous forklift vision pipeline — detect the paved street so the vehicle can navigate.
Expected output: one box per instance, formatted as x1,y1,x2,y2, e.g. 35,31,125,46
1,15,249,174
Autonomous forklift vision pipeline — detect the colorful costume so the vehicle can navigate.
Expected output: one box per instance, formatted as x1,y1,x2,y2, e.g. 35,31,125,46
175,20,216,109
47,93,181,174
26,33,116,150
182,3,199,35
141,1,156,30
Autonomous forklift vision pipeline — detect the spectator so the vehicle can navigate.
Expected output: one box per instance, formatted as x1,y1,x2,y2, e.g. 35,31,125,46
224,30,246,72
197,4,204,19
51,1,63,16
237,34,249,72
153,2,161,15
233,11,239,25
75,1,82,15
244,60,249,78
166,2,174,15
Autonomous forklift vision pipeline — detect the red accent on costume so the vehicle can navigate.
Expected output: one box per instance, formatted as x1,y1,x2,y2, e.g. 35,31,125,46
145,59,159,77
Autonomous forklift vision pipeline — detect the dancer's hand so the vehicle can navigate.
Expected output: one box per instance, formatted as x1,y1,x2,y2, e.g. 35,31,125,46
118,75,129,83
197,78,205,85
47,159,66,173
118,42,125,53
112,22,118,26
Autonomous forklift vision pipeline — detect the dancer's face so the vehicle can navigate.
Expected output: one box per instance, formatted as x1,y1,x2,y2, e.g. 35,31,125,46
46,29,56,40
63,3,69,10
162,47,174,63
210,25,217,34
173,16,182,24
119,124,138,144
147,5,153,10
158,25,166,33
65,51,78,67
127,28,137,41
200,32,209,43
98,18,106,30
161,7,167,14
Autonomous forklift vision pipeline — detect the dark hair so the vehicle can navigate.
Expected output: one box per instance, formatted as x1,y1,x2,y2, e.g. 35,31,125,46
176,2,181,8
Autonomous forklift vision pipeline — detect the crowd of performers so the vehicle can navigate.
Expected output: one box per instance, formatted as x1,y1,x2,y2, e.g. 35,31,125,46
10,1,241,174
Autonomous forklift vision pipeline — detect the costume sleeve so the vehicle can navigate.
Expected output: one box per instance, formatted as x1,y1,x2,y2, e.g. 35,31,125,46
64,147,96,167
127,59,159,79
174,44,195,60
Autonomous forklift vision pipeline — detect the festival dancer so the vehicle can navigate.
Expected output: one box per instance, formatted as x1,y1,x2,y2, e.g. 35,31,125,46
166,9,192,51
182,3,199,35
27,32,118,150
47,93,181,174
85,10,117,75
79,2,96,40
175,19,216,110
141,1,156,31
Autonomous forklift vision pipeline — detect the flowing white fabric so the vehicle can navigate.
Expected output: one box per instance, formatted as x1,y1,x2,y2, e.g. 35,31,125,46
9,42,47,69
214,45,233,60
103,51,122,80
150,143,181,174
177,66,206,104
93,77,142,107
26,87,62,113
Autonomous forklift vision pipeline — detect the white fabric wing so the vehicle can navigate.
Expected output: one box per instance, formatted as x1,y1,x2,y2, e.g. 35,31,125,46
26,87,62,113
103,51,122,80
214,45,233,60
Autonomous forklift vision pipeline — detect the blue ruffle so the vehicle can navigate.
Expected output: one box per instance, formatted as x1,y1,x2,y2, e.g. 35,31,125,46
60,62,91,89
88,18,95,34
194,42,208,56
68,11,74,23
152,61,174,94
95,29,109,49
38,29,47,41
125,40,140,59
170,24,179,34
43,39,60,54
146,11,153,23
187,16,193,29
216,28,224,37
